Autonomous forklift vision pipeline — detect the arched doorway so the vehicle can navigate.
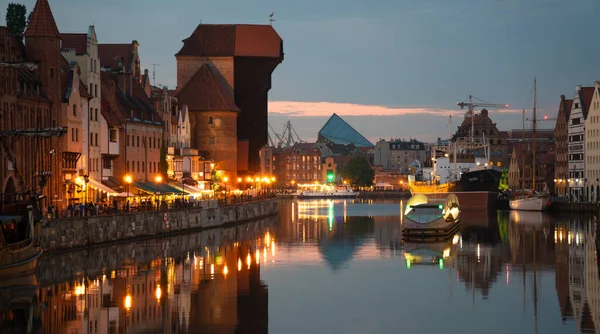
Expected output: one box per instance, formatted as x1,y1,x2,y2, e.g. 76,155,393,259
4,177,16,195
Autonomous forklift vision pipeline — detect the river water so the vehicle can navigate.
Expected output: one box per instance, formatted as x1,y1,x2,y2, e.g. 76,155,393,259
3,199,596,333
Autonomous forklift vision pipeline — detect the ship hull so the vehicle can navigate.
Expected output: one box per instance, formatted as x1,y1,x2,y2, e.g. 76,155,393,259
410,169,501,211
509,195,549,211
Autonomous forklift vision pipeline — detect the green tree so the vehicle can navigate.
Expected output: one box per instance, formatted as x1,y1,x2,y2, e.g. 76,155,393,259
340,156,374,187
499,168,509,191
6,3,27,42
159,141,169,178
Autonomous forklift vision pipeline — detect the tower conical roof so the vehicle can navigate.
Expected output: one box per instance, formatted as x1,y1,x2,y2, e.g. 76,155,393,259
24,0,59,37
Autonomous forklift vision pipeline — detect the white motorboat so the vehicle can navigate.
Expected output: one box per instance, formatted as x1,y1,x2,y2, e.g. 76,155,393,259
402,194,461,241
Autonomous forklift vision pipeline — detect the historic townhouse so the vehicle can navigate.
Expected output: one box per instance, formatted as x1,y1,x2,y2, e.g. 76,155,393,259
585,81,600,201
59,59,93,203
554,95,572,198
0,26,53,206
568,85,594,201
100,71,163,184
61,26,109,200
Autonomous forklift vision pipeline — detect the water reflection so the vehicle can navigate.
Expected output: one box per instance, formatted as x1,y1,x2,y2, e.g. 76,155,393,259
272,199,598,333
16,217,276,333
4,200,600,333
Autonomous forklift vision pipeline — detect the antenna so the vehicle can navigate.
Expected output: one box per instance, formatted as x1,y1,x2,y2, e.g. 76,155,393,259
149,63,160,87
269,12,275,25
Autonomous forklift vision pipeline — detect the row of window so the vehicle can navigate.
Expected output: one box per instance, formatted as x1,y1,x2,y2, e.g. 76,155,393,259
127,135,161,149
71,128,79,142
90,132,99,146
569,134,584,142
286,164,322,171
89,158,100,172
126,160,160,174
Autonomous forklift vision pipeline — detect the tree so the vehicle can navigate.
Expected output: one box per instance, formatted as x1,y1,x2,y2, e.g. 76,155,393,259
159,141,169,178
6,3,27,42
339,156,374,187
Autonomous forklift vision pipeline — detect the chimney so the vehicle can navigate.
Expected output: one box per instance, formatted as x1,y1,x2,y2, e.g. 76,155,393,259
560,94,565,100
595,81,600,88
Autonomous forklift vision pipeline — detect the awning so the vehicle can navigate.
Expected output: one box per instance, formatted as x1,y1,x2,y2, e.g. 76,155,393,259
171,184,211,196
88,178,118,195
133,181,188,195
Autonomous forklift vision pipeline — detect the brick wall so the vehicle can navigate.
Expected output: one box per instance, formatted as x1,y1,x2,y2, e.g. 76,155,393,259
191,111,238,177
176,56,234,93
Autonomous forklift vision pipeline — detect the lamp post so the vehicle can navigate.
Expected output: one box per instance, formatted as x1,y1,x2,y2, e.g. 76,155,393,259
155,175,163,210
84,174,89,205
223,176,229,204
124,175,132,212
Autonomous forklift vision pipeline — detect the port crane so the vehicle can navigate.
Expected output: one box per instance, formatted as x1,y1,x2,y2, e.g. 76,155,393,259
457,95,509,143
268,120,304,148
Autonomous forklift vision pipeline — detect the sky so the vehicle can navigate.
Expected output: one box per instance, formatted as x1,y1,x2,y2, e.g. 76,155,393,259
3,0,599,143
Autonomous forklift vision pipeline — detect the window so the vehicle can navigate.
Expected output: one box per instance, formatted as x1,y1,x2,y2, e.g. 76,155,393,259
76,128,79,142
127,135,130,146
90,132,94,145
50,67,54,79
137,136,140,147
94,84,98,97
110,129,117,142
73,104,77,116
137,161,140,171
89,83,92,96
208,116,213,125
71,127,74,141
573,118,581,125
95,133,98,146
575,103,579,109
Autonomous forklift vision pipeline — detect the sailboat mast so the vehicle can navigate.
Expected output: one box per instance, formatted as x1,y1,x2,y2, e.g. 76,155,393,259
522,109,525,190
532,78,537,191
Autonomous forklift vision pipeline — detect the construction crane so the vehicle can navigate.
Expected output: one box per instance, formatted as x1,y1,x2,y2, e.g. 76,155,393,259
457,95,509,143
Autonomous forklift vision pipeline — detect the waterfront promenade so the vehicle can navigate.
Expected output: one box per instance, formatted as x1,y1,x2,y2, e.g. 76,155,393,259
41,198,277,252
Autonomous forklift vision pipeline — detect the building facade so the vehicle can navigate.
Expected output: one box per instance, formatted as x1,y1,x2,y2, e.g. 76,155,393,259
555,95,572,197
374,139,427,172
585,81,600,201
452,109,509,167
0,26,53,206
568,85,594,201
61,26,103,200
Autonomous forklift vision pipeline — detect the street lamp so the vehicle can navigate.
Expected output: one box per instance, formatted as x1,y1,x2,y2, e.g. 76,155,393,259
223,176,229,203
84,174,89,205
124,174,132,199
155,175,163,209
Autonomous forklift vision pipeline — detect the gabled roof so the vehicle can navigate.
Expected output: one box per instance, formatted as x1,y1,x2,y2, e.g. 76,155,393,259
318,113,373,148
580,87,594,119
24,0,60,37
175,64,240,112
98,43,134,72
60,33,87,54
175,24,283,59
562,98,573,122
287,142,319,155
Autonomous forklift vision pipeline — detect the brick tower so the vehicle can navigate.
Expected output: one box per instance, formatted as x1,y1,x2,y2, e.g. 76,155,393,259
175,24,283,175
24,0,64,208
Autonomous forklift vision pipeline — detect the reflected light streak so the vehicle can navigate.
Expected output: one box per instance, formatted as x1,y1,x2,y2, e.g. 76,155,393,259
223,265,229,276
264,247,267,262
506,264,509,285
256,249,260,265
210,263,215,276
247,253,252,269
477,244,481,262
238,258,242,271
272,241,276,256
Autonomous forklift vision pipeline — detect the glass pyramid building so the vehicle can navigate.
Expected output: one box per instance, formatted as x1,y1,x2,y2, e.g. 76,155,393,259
317,113,374,148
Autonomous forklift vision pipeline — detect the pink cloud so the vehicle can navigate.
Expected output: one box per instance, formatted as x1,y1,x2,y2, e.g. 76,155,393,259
268,101,523,117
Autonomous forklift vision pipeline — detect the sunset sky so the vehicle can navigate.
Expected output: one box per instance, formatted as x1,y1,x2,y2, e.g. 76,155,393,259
6,0,597,143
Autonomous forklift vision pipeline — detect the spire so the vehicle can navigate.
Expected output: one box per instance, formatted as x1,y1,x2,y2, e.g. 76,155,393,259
24,0,60,38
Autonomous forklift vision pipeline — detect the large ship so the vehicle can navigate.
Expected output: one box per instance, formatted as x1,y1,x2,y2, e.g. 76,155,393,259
294,184,359,198
408,140,502,211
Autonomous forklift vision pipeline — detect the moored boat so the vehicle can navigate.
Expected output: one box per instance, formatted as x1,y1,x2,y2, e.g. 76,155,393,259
509,189,549,211
295,184,358,198
0,204,43,277
402,194,461,241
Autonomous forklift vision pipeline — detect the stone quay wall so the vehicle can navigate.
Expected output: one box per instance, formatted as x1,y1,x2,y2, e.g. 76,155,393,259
41,199,277,251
